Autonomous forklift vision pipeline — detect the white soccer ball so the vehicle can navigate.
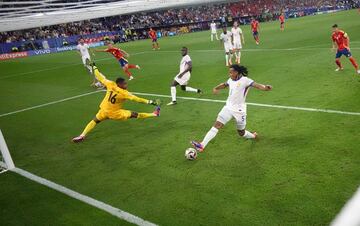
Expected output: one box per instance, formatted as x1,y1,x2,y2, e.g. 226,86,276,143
185,148,197,160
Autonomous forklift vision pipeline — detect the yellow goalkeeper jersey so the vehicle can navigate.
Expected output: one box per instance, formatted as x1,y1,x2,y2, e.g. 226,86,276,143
94,68,148,111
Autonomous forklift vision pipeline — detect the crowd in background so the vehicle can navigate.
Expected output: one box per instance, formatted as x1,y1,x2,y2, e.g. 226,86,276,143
0,0,358,45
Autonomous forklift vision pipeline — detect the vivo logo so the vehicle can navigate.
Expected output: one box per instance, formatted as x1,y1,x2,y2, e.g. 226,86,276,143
34,49,51,55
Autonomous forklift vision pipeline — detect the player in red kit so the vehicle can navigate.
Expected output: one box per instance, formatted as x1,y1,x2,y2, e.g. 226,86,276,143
251,18,260,45
279,13,285,31
148,28,160,50
331,24,360,74
96,43,140,80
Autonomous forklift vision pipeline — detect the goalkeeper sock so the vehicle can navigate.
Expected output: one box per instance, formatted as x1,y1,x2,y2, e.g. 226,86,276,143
137,113,155,119
201,127,218,148
81,120,97,136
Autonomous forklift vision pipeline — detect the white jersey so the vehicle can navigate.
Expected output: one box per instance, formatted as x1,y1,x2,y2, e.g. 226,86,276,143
231,27,243,43
175,54,192,85
225,76,254,111
220,31,232,45
77,43,90,57
210,23,217,32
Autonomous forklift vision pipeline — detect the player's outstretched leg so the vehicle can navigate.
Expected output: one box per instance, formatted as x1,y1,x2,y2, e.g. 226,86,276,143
191,121,223,152
72,118,100,143
132,106,161,119
181,85,202,94
238,129,257,139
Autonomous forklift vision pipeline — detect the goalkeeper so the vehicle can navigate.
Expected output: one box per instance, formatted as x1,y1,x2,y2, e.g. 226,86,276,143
72,63,161,142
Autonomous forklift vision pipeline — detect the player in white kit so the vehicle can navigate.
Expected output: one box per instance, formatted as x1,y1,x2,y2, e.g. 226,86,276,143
210,21,219,41
191,64,272,152
220,27,233,66
167,47,202,106
231,21,245,64
76,38,100,87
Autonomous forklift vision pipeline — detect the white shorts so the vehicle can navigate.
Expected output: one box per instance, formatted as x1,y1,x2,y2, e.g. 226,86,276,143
174,72,191,85
224,43,233,53
216,106,247,130
233,41,242,50
82,55,91,65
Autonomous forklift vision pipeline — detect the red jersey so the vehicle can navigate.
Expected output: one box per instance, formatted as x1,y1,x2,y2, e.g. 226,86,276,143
279,15,285,23
149,30,157,39
332,30,349,50
251,20,259,32
105,47,124,60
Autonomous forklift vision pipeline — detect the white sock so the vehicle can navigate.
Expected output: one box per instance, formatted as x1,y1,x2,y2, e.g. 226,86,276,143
243,130,255,139
211,34,213,41
185,86,198,92
87,65,92,73
225,54,229,65
171,86,176,102
201,127,218,147
216,34,219,40
238,51,241,61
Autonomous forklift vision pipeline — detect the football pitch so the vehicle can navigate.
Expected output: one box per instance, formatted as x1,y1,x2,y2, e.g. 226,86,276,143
1,9,360,226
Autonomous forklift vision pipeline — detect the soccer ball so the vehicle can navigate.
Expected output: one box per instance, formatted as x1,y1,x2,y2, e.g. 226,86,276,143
185,148,197,160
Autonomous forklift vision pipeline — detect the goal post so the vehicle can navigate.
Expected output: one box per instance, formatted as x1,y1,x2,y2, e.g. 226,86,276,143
0,129,15,173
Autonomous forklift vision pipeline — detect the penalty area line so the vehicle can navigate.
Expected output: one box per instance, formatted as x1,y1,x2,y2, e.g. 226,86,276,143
11,167,157,226
1,90,360,118
133,92,360,116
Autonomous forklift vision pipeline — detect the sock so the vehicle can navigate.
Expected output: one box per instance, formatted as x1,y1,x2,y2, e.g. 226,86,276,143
171,86,176,102
152,44,155,49
243,130,255,139
349,57,359,70
211,34,213,41
335,59,342,68
86,65,92,73
216,34,219,40
137,112,155,119
238,51,241,61
201,127,219,147
185,86,198,92
124,68,132,78
225,54,229,65
157,43,160,49
128,64,137,69
81,120,97,136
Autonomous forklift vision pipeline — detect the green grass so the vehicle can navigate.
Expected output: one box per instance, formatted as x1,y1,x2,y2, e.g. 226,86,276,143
1,9,360,226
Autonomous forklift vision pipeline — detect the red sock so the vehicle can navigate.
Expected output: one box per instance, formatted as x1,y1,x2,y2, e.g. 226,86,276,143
128,64,136,69
349,57,359,70
124,68,132,77
335,59,342,68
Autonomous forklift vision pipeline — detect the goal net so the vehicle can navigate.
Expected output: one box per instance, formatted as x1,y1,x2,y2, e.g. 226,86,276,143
0,130,15,174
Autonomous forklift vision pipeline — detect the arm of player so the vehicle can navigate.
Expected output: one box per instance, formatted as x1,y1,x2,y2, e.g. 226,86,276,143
92,67,111,87
251,82,272,91
124,92,160,105
213,82,228,94
177,61,192,78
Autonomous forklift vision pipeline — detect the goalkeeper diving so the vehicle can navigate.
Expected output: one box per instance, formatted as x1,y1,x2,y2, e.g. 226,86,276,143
72,63,161,142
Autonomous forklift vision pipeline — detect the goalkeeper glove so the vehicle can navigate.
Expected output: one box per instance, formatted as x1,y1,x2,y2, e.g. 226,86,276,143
148,99,162,106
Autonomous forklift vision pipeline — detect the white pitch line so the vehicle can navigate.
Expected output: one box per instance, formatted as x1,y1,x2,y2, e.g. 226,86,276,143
1,91,360,118
0,90,102,118
12,167,157,226
132,92,360,116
